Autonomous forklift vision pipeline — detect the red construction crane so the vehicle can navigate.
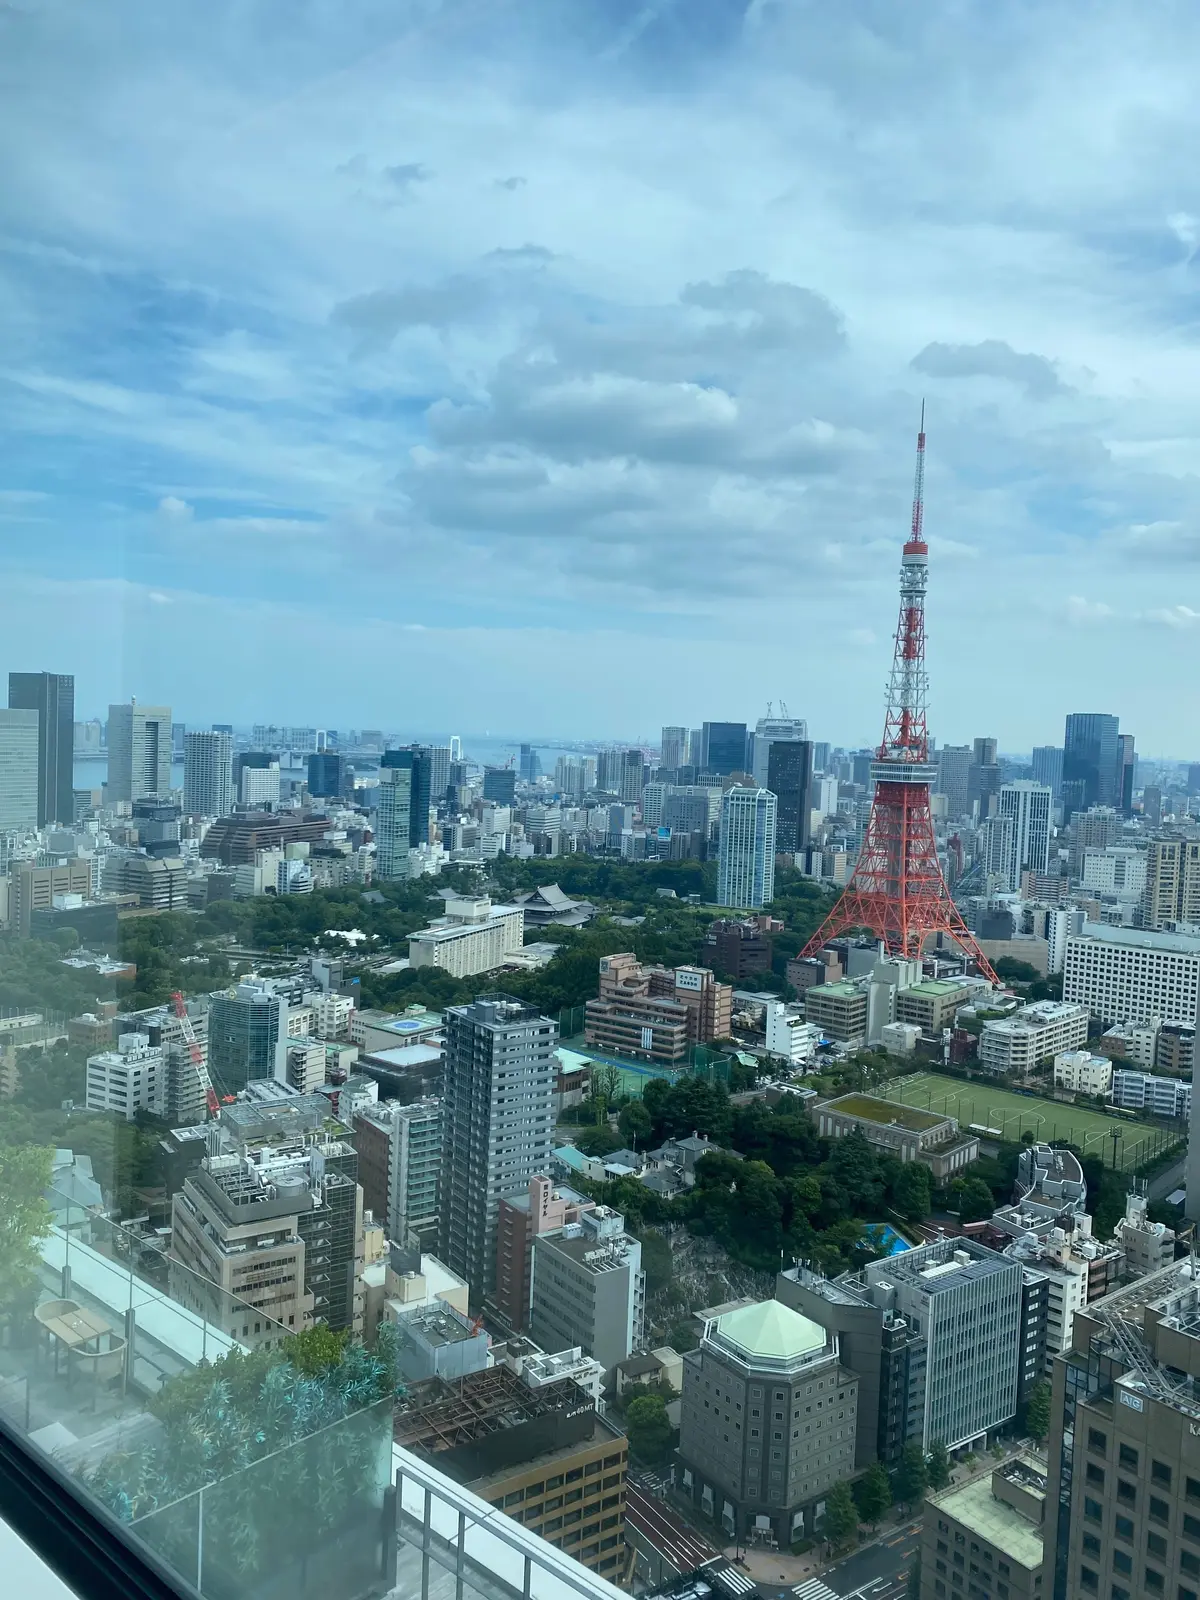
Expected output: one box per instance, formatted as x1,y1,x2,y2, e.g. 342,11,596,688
799,411,999,984
170,990,221,1117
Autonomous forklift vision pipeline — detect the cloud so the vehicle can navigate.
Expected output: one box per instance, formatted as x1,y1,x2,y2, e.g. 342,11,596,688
383,162,431,192
911,340,1067,398
1065,595,1114,625
1143,604,1200,629
156,495,194,522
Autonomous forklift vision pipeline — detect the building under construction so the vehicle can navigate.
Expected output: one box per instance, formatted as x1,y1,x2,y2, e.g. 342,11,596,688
394,1364,629,1581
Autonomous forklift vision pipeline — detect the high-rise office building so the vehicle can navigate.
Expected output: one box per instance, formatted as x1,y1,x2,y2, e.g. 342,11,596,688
1117,731,1136,816
8,671,73,825
439,996,557,1301
183,729,233,817
482,766,516,805
236,752,280,807
996,782,1053,891
307,749,347,799
0,709,40,831
767,738,814,854
701,721,748,775
424,744,451,802
1032,744,1064,800
381,748,431,847
207,979,290,1095
1062,712,1120,820
1142,836,1200,930
812,740,831,773
749,714,808,786
660,725,687,770
517,743,540,783
376,761,413,879
717,787,777,908
969,736,1002,820
1043,1260,1200,1600
529,1206,645,1378
107,700,172,803
935,744,972,817
619,748,645,803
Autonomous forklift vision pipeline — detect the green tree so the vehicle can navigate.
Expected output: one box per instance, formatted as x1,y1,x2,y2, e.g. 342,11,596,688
282,1325,349,1375
572,1125,622,1158
590,1063,621,1122
894,1440,928,1509
893,1162,932,1222
618,1099,652,1147
0,1144,53,1316
52,926,81,953
853,1461,892,1527
625,1393,672,1463
953,1176,997,1224
1024,1380,1051,1442
926,1439,951,1491
821,1479,859,1549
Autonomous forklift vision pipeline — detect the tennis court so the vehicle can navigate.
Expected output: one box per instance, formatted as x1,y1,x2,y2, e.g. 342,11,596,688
881,1071,1176,1172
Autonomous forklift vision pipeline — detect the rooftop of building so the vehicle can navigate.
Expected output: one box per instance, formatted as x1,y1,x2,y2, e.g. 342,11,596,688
1071,922,1200,955
502,1181,589,1213
899,978,974,999
820,1094,948,1132
806,981,866,1001
709,1299,829,1364
447,994,553,1028
926,1458,1045,1573
394,1363,618,1466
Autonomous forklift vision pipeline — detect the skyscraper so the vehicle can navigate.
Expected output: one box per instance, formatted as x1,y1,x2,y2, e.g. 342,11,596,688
518,743,540,782
307,749,347,799
935,744,972,817
997,781,1053,891
701,721,749,775
717,787,777,908
482,766,516,804
183,730,233,817
750,713,808,787
619,748,645,802
0,710,40,830
7,671,73,825
439,996,557,1301
107,701,172,803
660,725,687,771
1032,744,1064,800
1117,731,1136,816
380,747,432,844
1062,712,1120,820
767,738,814,854
376,759,413,878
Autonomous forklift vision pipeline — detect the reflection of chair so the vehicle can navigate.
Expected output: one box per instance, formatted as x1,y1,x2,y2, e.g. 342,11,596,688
72,1335,127,1385
34,1298,124,1399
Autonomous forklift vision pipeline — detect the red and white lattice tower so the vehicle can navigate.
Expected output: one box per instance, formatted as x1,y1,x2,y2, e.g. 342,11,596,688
800,410,999,984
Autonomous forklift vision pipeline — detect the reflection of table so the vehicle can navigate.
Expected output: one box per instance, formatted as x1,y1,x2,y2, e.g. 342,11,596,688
41,1307,111,1350
34,1299,124,1393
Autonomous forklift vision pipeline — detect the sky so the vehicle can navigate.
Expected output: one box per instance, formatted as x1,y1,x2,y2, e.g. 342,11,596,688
5,1,1200,752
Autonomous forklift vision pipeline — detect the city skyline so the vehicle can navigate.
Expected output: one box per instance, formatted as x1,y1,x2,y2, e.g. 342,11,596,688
7,5,1200,745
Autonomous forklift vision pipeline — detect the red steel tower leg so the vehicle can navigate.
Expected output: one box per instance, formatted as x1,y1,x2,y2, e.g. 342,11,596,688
801,409,999,984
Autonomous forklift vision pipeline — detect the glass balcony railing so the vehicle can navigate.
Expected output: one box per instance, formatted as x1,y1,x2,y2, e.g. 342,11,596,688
0,1164,627,1600
0,1174,394,1600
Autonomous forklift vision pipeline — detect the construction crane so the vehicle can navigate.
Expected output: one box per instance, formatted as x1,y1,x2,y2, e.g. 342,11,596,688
170,990,221,1117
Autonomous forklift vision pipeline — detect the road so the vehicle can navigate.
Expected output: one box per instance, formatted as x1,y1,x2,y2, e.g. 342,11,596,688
788,1520,920,1600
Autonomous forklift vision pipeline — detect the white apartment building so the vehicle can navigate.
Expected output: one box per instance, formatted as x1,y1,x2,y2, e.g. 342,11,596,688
765,1004,821,1064
1046,907,1086,975
996,782,1053,891
408,897,524,978
716,787,777,909
1052,1050,1113,1097
1081,847,1147,900
1063,923,1200,1026
312,993,355,1039
86,1033,163,1120
1110,1070,1191,1119
978,1000,1089,1073
529,1206,645,1378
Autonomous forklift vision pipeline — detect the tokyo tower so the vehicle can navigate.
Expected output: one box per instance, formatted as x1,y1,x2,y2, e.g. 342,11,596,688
800,409,999,985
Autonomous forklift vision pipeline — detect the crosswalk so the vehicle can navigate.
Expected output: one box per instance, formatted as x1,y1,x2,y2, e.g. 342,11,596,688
709,1564,758,1596
792,1581,840,1600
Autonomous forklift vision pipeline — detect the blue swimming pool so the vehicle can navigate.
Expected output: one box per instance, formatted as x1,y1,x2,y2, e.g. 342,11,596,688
864,1223,911,1256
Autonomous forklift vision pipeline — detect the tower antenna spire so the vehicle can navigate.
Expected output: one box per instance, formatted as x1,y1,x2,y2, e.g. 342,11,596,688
799,412,999,983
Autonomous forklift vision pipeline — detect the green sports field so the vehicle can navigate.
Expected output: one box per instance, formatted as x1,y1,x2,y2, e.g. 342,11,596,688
880,1071,1179,1172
